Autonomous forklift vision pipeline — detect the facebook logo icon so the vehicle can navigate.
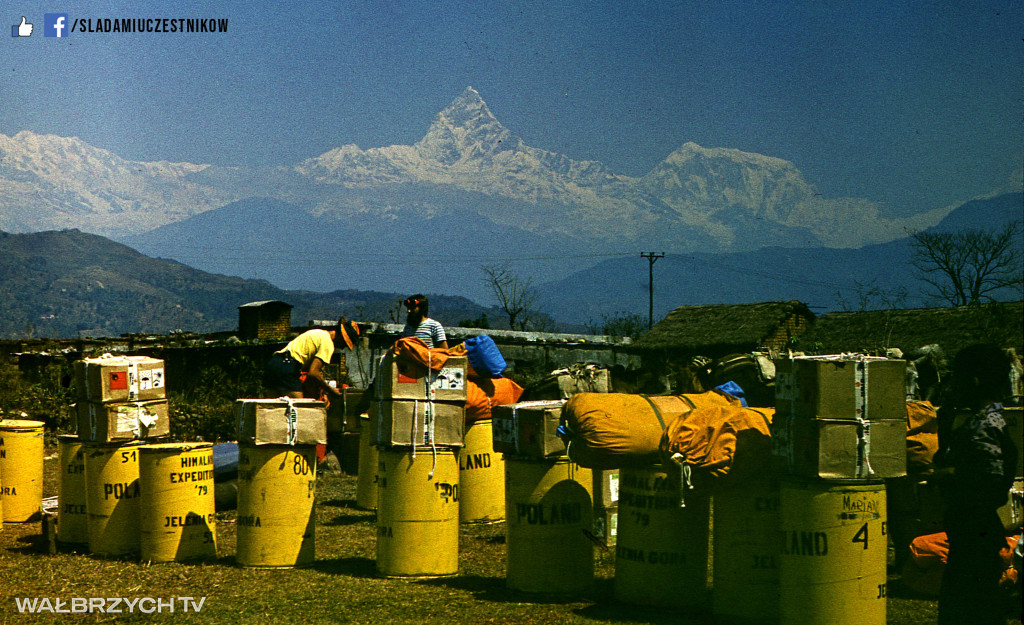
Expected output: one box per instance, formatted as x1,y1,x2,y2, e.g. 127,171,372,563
44,13,68,37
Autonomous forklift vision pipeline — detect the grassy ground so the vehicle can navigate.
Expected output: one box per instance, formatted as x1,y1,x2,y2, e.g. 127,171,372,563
0,448,1020,625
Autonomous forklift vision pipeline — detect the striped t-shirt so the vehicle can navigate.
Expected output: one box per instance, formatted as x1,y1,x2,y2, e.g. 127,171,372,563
401,318,446,348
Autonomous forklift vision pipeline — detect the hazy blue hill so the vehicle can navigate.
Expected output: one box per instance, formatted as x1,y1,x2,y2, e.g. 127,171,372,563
535,192,1023,325
122,194,597,303
0,228,499,338
925,191,1022,233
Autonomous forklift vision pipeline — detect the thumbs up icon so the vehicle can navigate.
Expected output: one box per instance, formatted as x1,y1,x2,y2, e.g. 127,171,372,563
12,16,33,37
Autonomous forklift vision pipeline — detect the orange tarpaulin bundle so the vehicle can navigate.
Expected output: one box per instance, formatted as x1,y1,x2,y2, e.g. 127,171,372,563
561,390,742,470
389,336,452,371
465,378,524,424
660,405,774,479
906,400,939,474
900,532,1021,596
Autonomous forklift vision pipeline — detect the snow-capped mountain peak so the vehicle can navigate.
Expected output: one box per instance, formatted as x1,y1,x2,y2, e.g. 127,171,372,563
0,89,956,249
415,86,518,164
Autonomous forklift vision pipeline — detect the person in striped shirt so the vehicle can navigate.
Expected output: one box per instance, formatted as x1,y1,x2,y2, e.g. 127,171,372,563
401,294,448,349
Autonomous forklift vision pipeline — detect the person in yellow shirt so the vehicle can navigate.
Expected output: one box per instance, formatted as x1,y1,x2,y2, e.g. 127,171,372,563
264,318,359,399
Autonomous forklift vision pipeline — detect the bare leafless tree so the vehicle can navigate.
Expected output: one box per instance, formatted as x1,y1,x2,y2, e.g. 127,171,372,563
481,263,539,331
910,221,1023,307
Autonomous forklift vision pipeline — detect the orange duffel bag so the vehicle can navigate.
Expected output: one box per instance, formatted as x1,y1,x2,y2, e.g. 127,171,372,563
561,391,740,470
660,404,774,481
465,377,524,424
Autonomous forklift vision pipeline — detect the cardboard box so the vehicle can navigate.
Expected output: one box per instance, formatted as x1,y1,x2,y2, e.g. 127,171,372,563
772,416,906,480
557,366,611,397
376,353,468,402
74,356,166,403
774,358,795,416
491,400,566,458
235,399,327,445
370,399,465,448
76,399,170,441
327,388,366,433
776,356,906,421
593,470,620,508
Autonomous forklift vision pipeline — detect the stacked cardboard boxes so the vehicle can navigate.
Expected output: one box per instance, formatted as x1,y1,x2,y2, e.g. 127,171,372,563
772,355,907,480
74,355,170,441
371,352,467,448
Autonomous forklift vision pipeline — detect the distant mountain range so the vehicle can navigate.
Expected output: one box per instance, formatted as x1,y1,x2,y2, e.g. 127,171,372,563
0,192,1017,339
1,86,1019,336
535,192,1023,323
2,88,966,295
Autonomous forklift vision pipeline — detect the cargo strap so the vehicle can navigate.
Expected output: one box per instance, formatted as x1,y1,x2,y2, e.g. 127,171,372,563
855,416,874,478
126,359,140,401
284,398,299,445
510,404,522,454
854,359,868,420
669,453,694,508
408,399,440,479
639,395,667,429
643,395,687,507
375,353,388,444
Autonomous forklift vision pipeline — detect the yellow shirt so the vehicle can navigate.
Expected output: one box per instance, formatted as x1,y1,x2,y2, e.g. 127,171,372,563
280,329,335,370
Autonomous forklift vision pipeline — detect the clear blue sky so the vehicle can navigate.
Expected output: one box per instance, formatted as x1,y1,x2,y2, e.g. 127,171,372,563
2,0,1021,215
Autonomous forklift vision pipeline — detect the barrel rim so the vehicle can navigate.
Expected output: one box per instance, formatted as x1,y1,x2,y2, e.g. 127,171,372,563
0,419,46,430
139,442,214,453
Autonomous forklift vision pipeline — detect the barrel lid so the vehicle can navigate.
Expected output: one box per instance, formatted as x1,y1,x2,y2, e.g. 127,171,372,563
139,442,213,453
0,419,46,430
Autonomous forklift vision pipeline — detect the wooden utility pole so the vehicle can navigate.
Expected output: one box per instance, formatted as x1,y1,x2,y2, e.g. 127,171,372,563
640,252,665,329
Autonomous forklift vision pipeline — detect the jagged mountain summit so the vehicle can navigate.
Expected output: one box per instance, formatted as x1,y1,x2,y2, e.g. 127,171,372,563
1,87,950,249
0,130,234,235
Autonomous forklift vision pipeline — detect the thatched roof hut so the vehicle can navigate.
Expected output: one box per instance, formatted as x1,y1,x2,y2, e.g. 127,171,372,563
799,301,1023,356
635,300,814,357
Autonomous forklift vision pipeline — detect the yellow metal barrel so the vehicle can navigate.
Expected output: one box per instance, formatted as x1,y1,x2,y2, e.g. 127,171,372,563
614,466,711,608
376,447,459,578
505,456,594,595
355,419,379,511
236,443,317,568
712,475,781,622
57,435,88,545
85,441,144,556
459,419,505,523
139,442,218,563
0,419,45,523
779,479,887,625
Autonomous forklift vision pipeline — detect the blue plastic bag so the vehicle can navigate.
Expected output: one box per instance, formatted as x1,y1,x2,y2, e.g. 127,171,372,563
715,381,748,407
464,335,506,378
